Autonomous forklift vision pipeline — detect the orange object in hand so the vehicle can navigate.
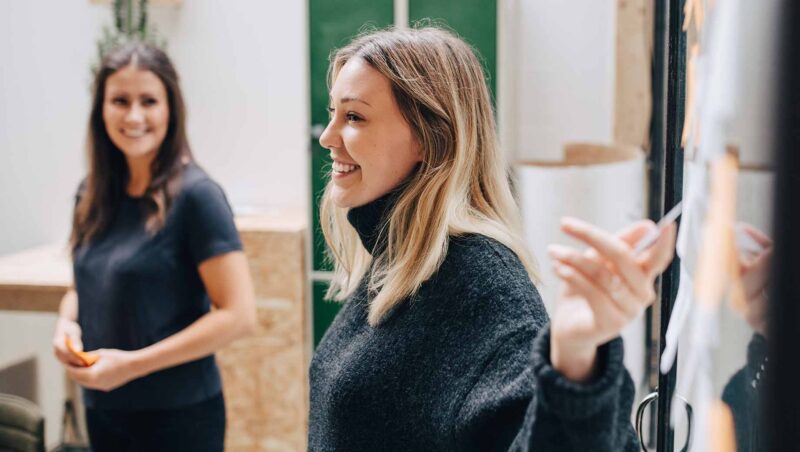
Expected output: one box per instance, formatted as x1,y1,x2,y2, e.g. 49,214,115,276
64,335,99,367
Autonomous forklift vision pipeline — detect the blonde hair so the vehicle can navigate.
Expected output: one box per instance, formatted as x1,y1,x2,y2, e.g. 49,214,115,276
321,27,538,325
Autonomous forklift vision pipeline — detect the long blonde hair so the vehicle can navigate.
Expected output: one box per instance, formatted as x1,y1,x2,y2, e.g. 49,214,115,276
321,27,537,325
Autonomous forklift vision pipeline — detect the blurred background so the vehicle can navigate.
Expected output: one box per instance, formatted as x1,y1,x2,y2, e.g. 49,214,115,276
0,0,781,450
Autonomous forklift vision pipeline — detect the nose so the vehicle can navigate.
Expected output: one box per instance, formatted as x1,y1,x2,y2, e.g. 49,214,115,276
318,120,340,151
124,103,145,124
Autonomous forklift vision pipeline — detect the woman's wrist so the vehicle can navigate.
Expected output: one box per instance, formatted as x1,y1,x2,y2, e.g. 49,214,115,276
551,336,599,383
129,348,157,379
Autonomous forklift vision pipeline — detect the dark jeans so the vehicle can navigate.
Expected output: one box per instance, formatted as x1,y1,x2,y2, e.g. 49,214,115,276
85,393,225,452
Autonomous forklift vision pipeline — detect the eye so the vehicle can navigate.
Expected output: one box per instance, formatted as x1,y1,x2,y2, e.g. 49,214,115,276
326,106,335,118
111,97,128,106
141,97,158,106
345,112,363,123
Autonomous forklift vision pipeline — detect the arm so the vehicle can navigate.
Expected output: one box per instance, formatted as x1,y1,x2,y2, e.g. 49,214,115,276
548,219,676,381
451,326,639,452
521,219,673,450
131,250,257,376
52,288,86,367
67,250,257,391
454,219,674,451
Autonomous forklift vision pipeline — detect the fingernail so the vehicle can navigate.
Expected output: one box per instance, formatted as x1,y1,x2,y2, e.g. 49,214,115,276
561,217,588,232
561,217,578,228
553,263,569,276
547,244,567,258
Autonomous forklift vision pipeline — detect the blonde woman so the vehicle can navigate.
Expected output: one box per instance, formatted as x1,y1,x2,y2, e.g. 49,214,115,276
311,27,676,451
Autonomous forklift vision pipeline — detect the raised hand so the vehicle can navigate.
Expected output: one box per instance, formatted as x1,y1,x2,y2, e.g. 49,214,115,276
547,218,676,382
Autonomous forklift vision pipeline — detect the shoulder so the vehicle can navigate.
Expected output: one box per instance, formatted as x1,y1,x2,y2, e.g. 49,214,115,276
180,163,221,194
175,163,230,207
433,234,548,327
444,234,533,289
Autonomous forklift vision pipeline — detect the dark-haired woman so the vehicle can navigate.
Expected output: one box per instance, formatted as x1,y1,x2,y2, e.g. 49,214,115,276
51,42,255,451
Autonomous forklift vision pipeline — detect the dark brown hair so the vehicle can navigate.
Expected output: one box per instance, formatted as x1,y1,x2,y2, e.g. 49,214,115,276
71,41,192,250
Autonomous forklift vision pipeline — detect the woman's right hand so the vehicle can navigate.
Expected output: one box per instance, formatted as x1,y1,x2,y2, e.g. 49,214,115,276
53,317,85,367
548,219,676,382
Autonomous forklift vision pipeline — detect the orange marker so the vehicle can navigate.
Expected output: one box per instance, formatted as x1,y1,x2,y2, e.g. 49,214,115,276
64,335,99,367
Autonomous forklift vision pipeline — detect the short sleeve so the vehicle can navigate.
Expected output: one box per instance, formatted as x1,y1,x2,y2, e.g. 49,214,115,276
182,179,243,265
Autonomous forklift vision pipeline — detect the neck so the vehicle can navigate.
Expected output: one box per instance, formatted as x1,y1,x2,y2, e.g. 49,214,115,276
125,154,154,197
347,188,404,255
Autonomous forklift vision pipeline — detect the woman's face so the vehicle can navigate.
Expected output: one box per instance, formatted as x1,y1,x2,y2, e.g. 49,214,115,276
320,58,422,208
103,65,170,164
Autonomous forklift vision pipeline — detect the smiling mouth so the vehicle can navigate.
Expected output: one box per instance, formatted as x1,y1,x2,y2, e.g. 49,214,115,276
332,161,361,175
121,129,149,138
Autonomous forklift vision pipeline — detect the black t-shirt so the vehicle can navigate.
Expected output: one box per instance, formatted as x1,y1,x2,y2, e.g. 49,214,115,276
73,163,242,410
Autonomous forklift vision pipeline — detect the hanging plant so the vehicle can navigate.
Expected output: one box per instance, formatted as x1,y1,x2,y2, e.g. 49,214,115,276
91,0,167,76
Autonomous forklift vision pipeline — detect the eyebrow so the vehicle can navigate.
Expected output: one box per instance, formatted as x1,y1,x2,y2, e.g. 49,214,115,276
332,96,371,107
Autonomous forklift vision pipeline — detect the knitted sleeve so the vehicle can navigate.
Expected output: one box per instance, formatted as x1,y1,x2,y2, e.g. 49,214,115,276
453,326,639,451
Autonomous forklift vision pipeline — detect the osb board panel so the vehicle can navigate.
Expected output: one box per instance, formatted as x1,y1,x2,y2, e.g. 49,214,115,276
218,226,309,452
614,0,654,149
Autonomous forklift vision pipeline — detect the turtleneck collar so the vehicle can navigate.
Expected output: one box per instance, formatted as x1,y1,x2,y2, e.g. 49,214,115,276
346,188,404,255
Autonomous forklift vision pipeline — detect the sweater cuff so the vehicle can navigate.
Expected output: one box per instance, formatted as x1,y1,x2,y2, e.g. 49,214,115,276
531,326,625,420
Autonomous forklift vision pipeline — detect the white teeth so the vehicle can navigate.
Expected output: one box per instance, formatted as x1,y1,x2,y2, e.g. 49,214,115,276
122,129,147,138
332,161,359,173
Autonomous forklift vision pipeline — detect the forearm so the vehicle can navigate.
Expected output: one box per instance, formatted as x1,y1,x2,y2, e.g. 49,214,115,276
551,329,600,383
131,251,256,378
131,306,254,378
58,288,78,321
526,327,638,451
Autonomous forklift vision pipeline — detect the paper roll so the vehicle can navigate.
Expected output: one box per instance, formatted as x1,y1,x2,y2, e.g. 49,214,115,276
517,143,647,387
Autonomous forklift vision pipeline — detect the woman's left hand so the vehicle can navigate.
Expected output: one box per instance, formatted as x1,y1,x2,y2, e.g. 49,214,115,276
65,348,143,392
547,218,676,382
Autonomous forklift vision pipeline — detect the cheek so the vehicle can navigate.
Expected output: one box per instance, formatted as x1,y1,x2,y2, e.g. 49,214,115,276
154,106,170,131
102,105,118,128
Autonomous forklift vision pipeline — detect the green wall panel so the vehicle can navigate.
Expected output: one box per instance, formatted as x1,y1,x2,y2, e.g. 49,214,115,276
409,0,498,98
308,0,497,347
309,0,394,272
309,0,393,347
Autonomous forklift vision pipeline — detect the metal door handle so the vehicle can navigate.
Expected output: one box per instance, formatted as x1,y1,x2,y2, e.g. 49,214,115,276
635,391,693,451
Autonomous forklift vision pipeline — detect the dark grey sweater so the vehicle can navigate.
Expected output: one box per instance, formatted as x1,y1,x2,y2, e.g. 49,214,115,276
309,193,638,451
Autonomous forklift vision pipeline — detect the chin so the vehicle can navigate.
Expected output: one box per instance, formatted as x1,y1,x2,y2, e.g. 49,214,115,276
118,146,158,161
330,188,368,209
331,194,356,209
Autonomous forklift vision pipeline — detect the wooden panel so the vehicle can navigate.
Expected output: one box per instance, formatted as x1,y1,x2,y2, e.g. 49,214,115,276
614,0,654,149
218,217,310,451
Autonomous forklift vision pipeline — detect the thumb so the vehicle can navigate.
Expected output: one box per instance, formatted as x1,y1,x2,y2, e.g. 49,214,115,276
616,220,657,247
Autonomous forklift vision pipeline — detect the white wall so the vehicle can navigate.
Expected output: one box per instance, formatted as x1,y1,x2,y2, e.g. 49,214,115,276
500,0,617,162
731,0,779,166
0,0,309,255
1,1,105,445
0,0,308,446
149,1,308,211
